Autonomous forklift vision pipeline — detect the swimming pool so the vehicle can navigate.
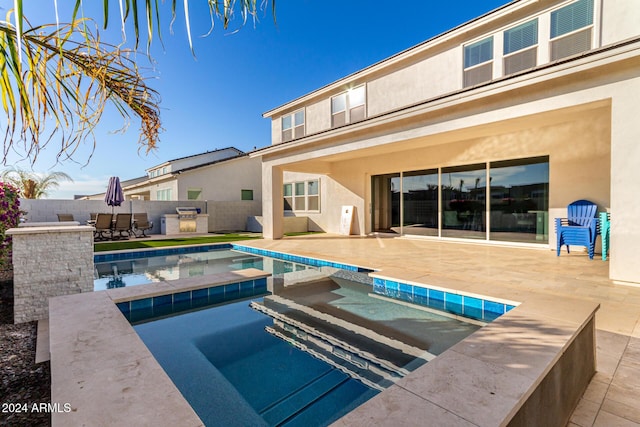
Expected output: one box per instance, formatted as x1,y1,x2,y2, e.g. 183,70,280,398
131,274,480,426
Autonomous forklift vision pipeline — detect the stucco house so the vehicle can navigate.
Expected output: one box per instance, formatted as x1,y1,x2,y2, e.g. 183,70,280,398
255,0,640,284
123,147,261,202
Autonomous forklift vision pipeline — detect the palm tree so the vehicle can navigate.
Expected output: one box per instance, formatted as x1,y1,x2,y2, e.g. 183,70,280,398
1,1,274,164
1,168,73,199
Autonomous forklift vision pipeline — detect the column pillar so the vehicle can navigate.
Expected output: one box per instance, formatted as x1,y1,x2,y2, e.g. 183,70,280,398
262,162,284,239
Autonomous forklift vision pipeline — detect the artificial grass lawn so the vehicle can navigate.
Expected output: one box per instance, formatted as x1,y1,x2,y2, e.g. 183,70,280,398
94,234,261,252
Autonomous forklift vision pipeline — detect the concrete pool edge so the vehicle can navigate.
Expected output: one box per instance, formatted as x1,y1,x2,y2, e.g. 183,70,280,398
49,268,599,426
49,268,270,427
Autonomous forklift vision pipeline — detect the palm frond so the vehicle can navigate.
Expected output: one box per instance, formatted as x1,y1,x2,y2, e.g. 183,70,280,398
0,19,161,165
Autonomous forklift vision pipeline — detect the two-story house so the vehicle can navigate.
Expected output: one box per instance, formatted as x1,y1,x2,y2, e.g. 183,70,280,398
255,0,640,284
124,147,261,203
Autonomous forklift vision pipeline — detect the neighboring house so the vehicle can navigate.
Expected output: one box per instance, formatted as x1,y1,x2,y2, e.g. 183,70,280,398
123,147,261,203
255,0,640,283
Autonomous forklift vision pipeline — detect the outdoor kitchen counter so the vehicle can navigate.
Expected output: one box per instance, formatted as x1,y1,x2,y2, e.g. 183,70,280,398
160,213,209,234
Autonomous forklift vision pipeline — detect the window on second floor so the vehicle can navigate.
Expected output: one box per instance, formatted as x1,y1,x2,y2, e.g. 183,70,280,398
463,36,493,87
550,0,594,61
331,85,366,128
504,19,538,75
282,110,305,142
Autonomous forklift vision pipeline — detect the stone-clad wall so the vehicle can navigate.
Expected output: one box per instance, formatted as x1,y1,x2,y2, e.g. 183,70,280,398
8,224,94,323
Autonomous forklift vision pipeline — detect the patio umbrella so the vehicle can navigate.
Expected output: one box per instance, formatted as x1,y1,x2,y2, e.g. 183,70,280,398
104,176,124,213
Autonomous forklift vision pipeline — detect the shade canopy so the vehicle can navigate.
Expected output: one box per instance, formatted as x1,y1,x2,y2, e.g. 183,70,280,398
104,176,124,207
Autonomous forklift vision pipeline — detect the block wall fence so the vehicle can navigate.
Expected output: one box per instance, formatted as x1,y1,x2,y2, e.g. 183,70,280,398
19,199,262,233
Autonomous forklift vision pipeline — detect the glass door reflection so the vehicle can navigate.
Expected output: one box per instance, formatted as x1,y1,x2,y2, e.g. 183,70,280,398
441,164,486,239
402,170,439,237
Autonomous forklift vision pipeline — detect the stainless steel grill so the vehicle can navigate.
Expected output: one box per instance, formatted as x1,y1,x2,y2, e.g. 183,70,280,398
176,207,198,232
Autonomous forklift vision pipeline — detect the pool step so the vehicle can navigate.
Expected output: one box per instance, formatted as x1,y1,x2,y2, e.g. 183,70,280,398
260,369,348,426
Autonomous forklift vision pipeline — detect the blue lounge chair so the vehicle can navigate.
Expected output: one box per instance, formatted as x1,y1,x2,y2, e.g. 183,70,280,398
555,200,599,260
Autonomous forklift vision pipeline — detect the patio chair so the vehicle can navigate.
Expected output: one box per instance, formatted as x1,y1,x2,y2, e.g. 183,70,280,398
555,200,599,260
112,213,133,239
600,212,611,261
57,213,74,222
93,213,113,240
132,213,153,238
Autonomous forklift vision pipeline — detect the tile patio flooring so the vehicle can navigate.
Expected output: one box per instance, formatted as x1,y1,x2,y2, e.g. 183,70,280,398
238,234,640,426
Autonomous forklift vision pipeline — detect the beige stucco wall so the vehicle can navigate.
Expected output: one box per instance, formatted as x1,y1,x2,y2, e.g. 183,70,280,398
601,0,640,46
368,49,461,116
305,98,332,136
176,156,262,202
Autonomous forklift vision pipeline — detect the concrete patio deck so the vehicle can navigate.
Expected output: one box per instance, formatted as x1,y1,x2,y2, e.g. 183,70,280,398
238,234,640,426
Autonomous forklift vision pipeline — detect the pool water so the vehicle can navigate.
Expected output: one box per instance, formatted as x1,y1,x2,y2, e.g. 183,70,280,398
132,276,480,426
95,248,273,290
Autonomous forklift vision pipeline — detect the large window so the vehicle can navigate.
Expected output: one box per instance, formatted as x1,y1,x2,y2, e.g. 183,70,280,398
282,110,305,142
463,37,493,87
283,179,320,212
402,170,438,237
504,19,538,75
441,164,486,239
331,85,366,127
550,0,594,60
489,157,549,243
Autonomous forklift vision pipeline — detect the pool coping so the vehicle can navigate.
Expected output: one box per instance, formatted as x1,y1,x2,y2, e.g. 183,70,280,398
49,259,599,426
49,268,270,427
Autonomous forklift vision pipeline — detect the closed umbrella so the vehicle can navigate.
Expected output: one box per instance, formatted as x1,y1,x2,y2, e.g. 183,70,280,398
104,176,124,213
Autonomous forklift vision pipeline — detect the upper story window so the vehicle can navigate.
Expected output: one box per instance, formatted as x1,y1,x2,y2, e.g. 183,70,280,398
282,110,305,142
331,85,366,128
504,19,538,75
463,36,493,87
550,0,594,61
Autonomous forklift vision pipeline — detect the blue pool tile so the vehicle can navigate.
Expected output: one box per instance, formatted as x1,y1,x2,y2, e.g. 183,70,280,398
373,278,385,294
462,296,483,320
445,293,463,316
192,288,208,301
483,311,502,322
129,307,154,323
153,294,173,308
239,280,254,297
254,277,268,292
174,291,191,303
384,281,400,299
225,282,240,299
428,289,445,311
413,286,428,306
116,301,130,315
506,304,516,312
399,283,413,302
131,298,152,310
208,286,226,304
484,300,506,316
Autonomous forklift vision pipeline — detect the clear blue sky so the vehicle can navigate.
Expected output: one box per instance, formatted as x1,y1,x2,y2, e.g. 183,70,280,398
2,0,512,198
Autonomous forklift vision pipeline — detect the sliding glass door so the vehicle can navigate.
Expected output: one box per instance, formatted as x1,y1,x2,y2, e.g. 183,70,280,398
402,169,439,237
489,157,549,243
371,156,548,243
441,164,486,239
371,173,400,233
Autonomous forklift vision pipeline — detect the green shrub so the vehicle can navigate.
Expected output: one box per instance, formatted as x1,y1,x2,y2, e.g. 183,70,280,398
0,182,21,268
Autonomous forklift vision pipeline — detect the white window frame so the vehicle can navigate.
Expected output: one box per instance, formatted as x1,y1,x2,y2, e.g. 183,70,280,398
283,179,320,213
331,85,366,128
548,0,595,60
281,109,305,142
462,36,494,87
